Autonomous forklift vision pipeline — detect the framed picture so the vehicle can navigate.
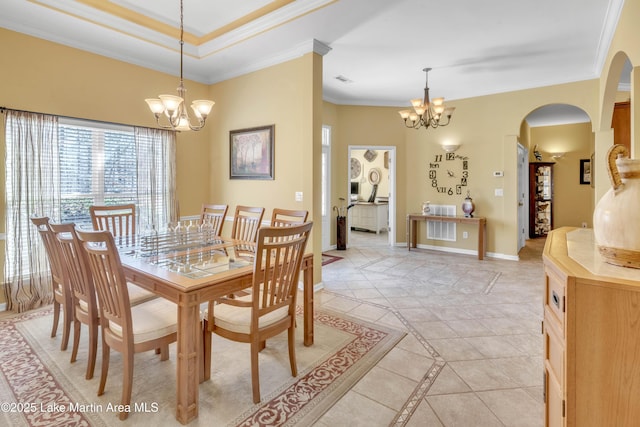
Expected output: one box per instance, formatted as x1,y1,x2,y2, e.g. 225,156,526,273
230,125,274,180
580,158,591,185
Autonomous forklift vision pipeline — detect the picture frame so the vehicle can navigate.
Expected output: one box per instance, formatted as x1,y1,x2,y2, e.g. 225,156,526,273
580,158,591,185
230,125,274,180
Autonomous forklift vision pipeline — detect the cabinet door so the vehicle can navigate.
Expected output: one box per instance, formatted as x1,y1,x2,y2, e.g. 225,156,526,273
544,366,565,427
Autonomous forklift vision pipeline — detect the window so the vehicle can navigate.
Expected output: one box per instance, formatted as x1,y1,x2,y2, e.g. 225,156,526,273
4,111,176,285
58,118,138,226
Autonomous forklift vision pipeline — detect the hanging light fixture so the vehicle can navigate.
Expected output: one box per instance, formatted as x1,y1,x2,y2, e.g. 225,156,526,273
398,68,455,130
145,0,214,131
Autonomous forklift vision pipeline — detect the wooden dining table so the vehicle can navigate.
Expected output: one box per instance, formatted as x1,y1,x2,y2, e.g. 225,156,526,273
118,234,314,425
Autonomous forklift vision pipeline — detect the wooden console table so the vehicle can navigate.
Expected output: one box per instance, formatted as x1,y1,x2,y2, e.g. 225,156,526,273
406,214,487,260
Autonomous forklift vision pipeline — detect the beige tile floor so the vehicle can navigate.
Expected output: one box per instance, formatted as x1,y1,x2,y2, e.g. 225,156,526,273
314,230,545,427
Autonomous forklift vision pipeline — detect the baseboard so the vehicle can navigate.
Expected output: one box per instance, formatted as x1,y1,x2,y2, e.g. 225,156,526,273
410,243,519,261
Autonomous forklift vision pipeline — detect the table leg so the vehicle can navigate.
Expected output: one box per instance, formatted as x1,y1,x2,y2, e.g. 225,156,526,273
175,296,200,424
477,220,486,260
303,257,314,346
406,216,412,250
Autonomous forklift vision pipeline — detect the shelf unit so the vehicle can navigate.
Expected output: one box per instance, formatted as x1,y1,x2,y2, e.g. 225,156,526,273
529,162,554,237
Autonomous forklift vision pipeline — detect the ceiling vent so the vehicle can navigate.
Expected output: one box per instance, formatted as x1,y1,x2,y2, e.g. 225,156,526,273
335,75,353,84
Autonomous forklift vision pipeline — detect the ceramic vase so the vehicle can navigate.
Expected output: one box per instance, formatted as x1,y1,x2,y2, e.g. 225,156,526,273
593,144,640,268
462,192,475,218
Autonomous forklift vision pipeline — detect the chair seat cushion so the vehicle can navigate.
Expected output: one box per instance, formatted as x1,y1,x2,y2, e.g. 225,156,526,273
78,282,155,312
211,294,289,334
127,282,157,305
110,298,177,344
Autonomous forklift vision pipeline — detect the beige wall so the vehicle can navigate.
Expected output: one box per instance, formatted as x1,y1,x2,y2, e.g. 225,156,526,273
207,52,323,280
530,123,595,228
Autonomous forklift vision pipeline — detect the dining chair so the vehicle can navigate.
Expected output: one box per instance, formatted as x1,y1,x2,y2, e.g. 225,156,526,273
270,208,309,227
231,205,265,258
31,216,73,351
89,204,136,243
203,221,313,403
51,222,157,380
76,228,177,420
200,204,228,236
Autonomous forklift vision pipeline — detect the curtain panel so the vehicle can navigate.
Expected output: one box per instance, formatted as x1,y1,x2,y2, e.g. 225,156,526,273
4,110,60,312
3,110,176,313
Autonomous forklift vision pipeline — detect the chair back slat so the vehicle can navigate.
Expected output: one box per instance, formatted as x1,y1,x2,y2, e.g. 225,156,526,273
270,208,308,227
231,205,265,242
31,216,66,286
89,204,136,242
201,204,228,236
50,222,98,316
77,229,133,338
252,222,312,319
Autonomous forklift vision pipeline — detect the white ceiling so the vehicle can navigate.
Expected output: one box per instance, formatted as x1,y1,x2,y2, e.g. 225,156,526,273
0,0,627,126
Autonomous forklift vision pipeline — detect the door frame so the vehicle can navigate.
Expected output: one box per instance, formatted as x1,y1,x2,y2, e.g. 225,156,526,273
347,145,396,246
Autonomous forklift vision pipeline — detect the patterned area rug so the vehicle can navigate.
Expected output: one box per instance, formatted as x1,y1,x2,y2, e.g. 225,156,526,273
0,306,404,427
321,253,343,266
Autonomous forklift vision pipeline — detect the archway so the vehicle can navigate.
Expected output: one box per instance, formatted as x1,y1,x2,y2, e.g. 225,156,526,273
519,104,594,246
594,53,633,200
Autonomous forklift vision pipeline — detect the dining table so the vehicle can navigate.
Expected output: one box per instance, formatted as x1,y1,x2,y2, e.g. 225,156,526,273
117,229,314,425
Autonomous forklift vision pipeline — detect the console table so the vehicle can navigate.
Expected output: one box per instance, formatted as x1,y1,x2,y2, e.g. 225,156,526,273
406,214,486,260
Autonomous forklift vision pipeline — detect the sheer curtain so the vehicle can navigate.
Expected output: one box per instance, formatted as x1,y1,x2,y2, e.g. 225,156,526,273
3,112,176,313
4,110,60,312
135,126,177,229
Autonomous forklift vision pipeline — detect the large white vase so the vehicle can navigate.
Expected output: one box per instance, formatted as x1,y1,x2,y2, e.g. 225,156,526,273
593,144,640,268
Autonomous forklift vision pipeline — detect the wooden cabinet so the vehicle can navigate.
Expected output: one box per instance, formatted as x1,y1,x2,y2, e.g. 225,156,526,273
349,203,388,234
612,101,631,153
543,228,640,426
530,162,554,237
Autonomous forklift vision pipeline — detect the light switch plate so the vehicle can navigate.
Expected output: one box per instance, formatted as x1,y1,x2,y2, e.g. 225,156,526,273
295,191,303,202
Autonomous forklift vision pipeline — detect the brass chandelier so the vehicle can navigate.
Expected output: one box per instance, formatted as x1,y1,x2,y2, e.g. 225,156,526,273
398,68,455,130
145,0,214,131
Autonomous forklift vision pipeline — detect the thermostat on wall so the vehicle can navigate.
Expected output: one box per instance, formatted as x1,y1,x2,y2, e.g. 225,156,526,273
493,171,504,177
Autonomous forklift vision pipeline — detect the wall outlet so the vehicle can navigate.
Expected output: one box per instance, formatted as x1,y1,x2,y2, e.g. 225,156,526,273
295,191,303,202
463,231,469,239
494,188,504,197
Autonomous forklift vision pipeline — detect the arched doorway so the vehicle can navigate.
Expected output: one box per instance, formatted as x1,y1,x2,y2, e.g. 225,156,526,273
519,104,594,248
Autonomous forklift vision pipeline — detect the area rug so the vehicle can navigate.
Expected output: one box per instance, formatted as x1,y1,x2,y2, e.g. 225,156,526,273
0,306,404,427
321,253,343,266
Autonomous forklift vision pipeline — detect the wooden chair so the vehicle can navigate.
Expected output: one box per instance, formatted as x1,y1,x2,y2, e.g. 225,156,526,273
270,208,308,227
31,216,73,351
50,222,156,380
200,204,228,236
203,221,313,403
231,205,265,258
76,229,177,420
89,204,136,243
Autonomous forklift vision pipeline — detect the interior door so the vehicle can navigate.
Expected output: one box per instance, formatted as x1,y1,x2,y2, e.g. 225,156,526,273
517,143,528,251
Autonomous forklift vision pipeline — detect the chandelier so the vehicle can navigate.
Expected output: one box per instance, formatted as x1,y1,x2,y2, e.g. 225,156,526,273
398,68,455,130
145,0,214,131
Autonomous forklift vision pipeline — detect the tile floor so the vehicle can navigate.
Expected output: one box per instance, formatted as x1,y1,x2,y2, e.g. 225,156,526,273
314,230,545,427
